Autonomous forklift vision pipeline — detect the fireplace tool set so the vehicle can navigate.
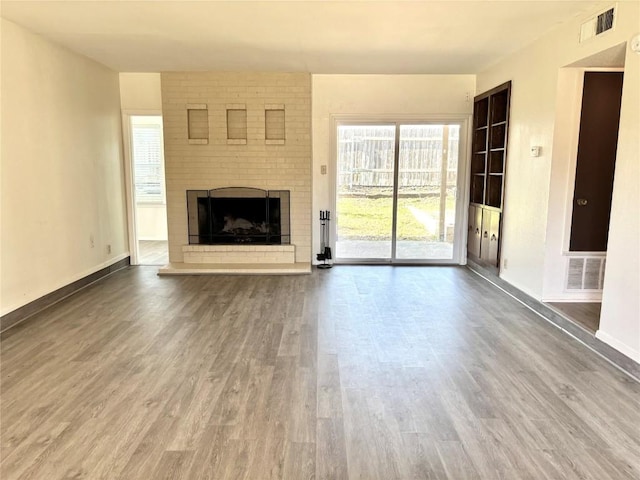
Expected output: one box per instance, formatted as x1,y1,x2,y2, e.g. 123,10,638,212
317,210,333,269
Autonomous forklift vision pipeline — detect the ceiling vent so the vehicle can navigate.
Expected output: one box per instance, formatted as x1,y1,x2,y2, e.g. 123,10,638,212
580,6,616,43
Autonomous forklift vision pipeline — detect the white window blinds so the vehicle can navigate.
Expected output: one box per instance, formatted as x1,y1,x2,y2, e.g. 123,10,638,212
132,122,164,203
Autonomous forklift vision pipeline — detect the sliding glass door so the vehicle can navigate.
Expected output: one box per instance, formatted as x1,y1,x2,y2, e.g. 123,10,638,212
335,122,463,263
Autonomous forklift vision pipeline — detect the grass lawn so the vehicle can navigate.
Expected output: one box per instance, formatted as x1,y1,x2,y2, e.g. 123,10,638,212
337,194,455,241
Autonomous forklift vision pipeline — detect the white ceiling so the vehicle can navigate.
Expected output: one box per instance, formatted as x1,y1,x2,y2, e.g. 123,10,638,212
1,0,606,73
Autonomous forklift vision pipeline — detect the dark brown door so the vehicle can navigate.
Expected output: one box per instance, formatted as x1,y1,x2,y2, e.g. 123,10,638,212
569,71,623,252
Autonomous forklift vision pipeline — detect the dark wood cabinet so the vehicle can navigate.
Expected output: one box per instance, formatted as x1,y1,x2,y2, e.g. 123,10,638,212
468,205,482,258
468,82,511,269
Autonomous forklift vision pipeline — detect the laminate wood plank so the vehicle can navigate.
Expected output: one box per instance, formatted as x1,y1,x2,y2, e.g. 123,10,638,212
405,377,459,441
265,356,296,431
548,301,601,333
289,367,316,443
277,318,302,357
282,441,315,480
316,417,349,480
253,322,285,367
465,439,526,479
184,425,234,480
150,450,194,480
365,390,410,480
436,441,481,479
211,438,255,480
208,358,252,427
1,266,638,480
234,363,274,441
317,354,343,419
0,421,70,480
298,322,317,369
243,426,284,480
341,387,384,479
478,418,541,479
138,240,169,266
400,433,449,480
117,417,181,480
15,418,101,480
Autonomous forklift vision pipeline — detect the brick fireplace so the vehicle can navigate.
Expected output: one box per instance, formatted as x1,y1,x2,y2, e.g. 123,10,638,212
159,72,311,273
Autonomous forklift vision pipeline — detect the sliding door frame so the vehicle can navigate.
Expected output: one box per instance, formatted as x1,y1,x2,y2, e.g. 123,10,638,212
330,114,471,265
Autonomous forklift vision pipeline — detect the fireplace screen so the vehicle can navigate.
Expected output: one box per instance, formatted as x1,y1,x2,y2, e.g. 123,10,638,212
187,188,290,245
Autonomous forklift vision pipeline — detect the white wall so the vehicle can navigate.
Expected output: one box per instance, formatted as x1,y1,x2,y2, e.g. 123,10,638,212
1,19,128,315
476,2,640,361
119,73,162,112
543,67,588,301
597,34,640,362
136,205,168,240
161,72,312,264
311,74,476,261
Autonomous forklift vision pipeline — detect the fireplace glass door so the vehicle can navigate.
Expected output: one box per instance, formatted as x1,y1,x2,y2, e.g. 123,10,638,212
335,122,464,263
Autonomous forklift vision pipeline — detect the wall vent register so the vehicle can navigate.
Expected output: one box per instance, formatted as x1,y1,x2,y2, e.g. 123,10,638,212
566,256,606,291
580,6,615,43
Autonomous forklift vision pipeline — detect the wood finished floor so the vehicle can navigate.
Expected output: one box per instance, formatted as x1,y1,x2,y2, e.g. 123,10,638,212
1,266,639,480
138,240,169,266
547,302,601,333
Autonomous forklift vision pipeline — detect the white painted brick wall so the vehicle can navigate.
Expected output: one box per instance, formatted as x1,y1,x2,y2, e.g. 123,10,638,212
182,245,295,264
161,72,312,263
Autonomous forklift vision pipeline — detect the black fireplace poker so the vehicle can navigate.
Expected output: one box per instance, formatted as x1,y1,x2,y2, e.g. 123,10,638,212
317,210,332,269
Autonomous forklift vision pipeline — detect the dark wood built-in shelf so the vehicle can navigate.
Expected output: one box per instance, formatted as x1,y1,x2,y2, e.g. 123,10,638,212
468,81,511,270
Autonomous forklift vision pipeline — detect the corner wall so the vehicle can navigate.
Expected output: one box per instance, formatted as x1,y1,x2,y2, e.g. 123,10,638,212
160,72,312,264
0,19,128,316
119,73,163,112
476,2,640,361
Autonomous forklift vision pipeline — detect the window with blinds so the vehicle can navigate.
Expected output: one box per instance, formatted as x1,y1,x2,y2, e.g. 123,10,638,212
132,122,165,203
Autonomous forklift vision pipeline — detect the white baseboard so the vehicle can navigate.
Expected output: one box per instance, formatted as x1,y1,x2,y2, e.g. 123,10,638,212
542,295,602,302
595,330,640,363
542,291,602,303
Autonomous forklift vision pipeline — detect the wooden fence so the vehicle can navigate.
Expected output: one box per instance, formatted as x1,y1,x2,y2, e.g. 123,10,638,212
337,125,459,190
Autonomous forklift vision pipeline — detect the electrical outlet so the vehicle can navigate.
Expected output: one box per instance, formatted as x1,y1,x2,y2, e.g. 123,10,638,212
320,165,327,175
107,244,112,254
90,235,95,248
503,258,508,269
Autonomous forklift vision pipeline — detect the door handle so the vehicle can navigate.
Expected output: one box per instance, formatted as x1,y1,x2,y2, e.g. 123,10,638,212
577,198,588,206
491,234,497,241
483,231,488,238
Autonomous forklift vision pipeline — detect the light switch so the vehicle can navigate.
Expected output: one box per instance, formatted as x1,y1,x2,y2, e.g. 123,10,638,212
530,146,541,157
321,165,327,175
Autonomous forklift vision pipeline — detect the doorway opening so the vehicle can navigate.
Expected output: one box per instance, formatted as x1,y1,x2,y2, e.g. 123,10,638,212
543,46,626,334
334,121,466,264
127,115,169,265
